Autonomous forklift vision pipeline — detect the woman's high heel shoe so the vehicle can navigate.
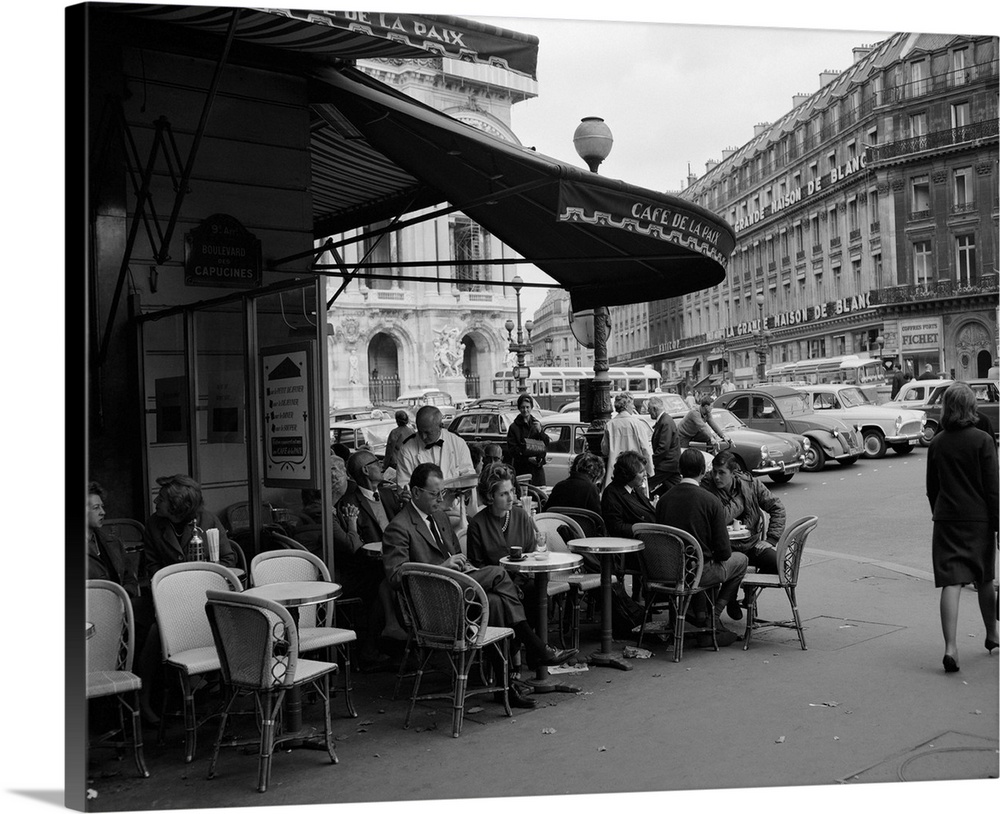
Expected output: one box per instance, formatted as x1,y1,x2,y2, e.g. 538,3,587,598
943,654,959,673
986,638,998,655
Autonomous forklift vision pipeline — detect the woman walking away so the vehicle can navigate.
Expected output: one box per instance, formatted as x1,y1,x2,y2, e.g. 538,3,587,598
926,382,999,673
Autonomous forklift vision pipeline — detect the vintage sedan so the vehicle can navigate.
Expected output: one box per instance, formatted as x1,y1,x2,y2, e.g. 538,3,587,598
714,385,861,471
540,409,806,485
329,417,400,459
793,383,925,458
916,377,999,444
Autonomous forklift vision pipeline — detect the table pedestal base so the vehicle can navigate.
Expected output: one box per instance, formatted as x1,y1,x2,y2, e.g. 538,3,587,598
587,650,633,671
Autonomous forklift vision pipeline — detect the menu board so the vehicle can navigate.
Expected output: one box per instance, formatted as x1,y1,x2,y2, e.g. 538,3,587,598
261,342,317,487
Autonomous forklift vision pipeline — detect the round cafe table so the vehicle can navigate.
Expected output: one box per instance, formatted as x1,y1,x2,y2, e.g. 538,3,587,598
361,542,383,558
567,537,645,671
500,551,582,694
728,526,751,542
242,580,342,745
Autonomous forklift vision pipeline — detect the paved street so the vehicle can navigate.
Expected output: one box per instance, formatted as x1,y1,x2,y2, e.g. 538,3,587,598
83,444,998,811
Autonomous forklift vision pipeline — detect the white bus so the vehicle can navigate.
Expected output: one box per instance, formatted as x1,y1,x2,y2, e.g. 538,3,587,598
491,365,661,411
766,354,888,401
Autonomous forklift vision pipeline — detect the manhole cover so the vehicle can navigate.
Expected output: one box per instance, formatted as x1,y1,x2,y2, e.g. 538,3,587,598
748,615,905,651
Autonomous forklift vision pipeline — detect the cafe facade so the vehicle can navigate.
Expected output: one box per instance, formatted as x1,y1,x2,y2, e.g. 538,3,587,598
630,31,998,388
79,3,734,584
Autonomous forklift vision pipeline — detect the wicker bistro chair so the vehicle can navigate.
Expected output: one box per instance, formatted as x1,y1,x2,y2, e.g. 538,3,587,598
86,579,150,778
204,589,339,793
631,524,720,662
270,532,308,552
534,512,605,651
249,550,358,718
742,515,819,651
103,518,147,590
397,562,516,737
150,562,243,762
227,539,249,588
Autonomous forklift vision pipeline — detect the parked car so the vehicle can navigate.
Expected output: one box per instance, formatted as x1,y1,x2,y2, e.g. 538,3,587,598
670,407,807,483
329,404,376,422
448,409,520,456
394,389,458,422
330,417,399,459
714,385,861,471
890,378,954,409
916,378,999,445
792,383,925,458
558,392,687,416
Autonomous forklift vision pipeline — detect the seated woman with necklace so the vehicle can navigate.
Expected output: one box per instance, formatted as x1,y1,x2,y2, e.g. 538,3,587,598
466,462,539,568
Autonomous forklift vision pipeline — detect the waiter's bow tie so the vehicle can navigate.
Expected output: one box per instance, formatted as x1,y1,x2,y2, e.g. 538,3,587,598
425,440,444,449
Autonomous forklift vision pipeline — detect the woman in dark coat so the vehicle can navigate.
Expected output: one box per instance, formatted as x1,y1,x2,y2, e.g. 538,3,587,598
926,382,999,672
506,394,550,486
545,452,605,517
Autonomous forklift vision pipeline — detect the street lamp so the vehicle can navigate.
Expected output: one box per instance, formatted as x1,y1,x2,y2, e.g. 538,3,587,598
755,293,771,383
505,275,533,394
874,334,885,361
543,336,554,366
573,118,614,447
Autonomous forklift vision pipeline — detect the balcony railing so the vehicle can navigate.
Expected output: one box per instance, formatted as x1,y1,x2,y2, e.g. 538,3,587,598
870,221,880,234
796,250,806,261
812,244,823,255
868,119,999,164
908,209,933,222
849,228,862,242
870,274,999,305
829,236,842,248
951,202,977,215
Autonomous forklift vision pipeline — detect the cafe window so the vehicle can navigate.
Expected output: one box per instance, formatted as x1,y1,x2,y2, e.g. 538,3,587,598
956,235,976,286
913,240,933,285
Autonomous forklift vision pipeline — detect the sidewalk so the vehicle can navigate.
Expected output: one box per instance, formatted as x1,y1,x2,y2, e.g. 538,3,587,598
85,549,999,810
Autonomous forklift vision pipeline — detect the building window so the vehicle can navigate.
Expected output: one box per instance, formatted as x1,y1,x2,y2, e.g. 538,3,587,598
808,338,827,359
810,214,821,252
792,171,801,190
910,112,928,137
872,72,883,102
829,207,840,241
868,188,879,227
873,252,883,289
867,125,878,146
848,198,859,234
954,167,974,210
913,240,933,286
952,101,971,130
794,222,804,254
833,335,846,355
827,151,837,175
951,47,967,85
911,176,930,216
451,217,490,291
809,162,819,184
363,221,394,289
847,140,857,160
910,58,928,96
956,235,976,286
852,258,862,292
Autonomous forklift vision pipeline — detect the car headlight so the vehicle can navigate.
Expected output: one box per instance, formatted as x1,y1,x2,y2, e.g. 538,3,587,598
854,423,862,433
895,415,902,432
830,428,839,439
802,436,811,448
760,444,769,461
920,415,926,428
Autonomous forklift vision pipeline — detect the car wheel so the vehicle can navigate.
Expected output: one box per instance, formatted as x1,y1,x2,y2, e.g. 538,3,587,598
837,455,859,466
862,429,887,458
889,442,913,455
919,422,938,446
769,472,794,484
801,444,826,472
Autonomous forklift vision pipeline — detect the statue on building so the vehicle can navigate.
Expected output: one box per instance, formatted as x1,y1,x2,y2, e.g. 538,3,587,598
432,326,463,377
348,351,360,384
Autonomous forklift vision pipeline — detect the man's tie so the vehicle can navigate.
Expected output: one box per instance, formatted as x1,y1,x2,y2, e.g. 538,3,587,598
425,439,444,449
372,490,380,503
428,516,444,548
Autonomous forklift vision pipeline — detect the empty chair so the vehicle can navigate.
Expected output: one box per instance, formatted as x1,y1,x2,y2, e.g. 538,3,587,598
742,515,819,651
204,589,339,792
270,532,308,552
249,549,358,717
150,562,242,762
227,539,249,588
544,506,606,539
86,579,149,778
397,562,516,737
534,512,604,651
631,523,720,662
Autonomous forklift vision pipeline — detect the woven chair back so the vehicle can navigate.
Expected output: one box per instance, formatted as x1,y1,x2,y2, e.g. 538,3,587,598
103,518,145,546
632,523,704,593
86,579,134,673
775,515,818,587
151,562,242,660
533,512,585,554
230,539,248,572
250,550,331,629
545,506,606,538
398,563,490,652
271,532,308,551
224,502,251,535
205,589,299,689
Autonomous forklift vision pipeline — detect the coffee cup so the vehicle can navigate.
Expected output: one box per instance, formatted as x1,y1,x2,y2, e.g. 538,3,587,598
509,545,524,561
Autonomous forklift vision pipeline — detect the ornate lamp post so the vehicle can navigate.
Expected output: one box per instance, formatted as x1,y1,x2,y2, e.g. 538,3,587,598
755,293,772,383
573,118,614,445
504,274,533,394
543,336,555,366
873,334,885,362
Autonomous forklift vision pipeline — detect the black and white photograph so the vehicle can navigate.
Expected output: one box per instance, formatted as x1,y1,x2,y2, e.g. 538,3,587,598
3,2,997,813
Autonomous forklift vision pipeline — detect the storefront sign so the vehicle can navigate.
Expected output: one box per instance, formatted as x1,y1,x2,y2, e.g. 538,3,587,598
734,155,867,233
261,343,316,488
731,292,872,335
185,214,261,289
899,317,942,350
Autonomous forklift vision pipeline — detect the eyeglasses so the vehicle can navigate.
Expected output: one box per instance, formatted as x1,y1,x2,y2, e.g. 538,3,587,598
413,486,443,500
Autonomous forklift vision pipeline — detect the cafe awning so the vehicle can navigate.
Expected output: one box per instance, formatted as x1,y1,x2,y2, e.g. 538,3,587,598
310,66,736,311
102,5,539,77
694,374,723,389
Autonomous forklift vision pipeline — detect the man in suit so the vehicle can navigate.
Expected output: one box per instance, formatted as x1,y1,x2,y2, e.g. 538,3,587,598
647,395,682,497
383,463,576,708
655,449,748,647
342,450,402,543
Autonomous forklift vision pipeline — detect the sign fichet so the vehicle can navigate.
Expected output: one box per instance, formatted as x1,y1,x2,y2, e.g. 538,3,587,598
185,214,262,289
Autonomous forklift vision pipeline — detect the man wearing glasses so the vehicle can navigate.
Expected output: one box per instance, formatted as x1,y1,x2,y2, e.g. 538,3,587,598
383,463,577,707
342,450,402,544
